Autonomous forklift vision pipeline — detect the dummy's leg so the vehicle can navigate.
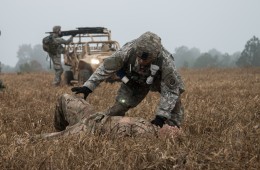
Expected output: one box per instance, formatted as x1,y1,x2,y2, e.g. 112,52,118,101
54,94,94,131
54,97,69,131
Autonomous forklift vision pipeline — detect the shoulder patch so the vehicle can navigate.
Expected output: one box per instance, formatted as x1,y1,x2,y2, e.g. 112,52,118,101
164,73,177,89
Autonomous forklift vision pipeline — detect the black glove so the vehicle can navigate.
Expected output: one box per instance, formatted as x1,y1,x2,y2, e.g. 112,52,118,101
151,115,166,128
71,86,92,100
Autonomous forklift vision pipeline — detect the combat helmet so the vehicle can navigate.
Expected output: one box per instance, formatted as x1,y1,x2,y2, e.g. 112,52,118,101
135,31,162,61
52,25,61,33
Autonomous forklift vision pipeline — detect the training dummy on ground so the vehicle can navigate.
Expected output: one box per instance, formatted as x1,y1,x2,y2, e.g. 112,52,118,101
35,94,181,140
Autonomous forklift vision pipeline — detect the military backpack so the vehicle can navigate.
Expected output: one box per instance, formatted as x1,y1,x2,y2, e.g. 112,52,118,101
42,35,59,54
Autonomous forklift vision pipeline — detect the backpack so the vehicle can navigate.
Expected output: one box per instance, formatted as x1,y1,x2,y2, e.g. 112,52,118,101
42,35,58,54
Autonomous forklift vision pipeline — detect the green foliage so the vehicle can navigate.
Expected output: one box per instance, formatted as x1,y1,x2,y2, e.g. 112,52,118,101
193,53,218,68
16,44,49,71
174,46,238,68
174,46,201,68
236,36,260,67
19,60,43,72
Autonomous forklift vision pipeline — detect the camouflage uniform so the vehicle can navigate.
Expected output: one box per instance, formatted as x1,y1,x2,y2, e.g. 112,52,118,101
46,94,157,139
48,26,73,85
83,32,185,127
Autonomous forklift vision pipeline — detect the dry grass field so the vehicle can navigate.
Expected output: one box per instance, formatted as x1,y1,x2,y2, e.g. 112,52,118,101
0,68,259,169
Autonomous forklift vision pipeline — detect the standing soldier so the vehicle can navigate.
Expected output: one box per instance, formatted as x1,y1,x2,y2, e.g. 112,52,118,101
71,31,185,129
43,26,73,86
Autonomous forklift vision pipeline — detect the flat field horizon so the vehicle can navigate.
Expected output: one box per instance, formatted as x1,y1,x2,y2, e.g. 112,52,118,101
0,68,259,169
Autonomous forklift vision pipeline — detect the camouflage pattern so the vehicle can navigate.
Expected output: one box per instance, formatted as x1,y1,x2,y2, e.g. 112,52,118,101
54,93,94,131
84,31,185,126
47,94,158,139
47,27,73,85
49,53,63,85
52,25,61,33
135,31,162,60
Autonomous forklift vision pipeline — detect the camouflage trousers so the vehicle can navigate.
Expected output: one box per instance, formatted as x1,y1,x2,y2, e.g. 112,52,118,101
49,94,158,139
54,94,94,131
49,53,64,85
104,83,184,127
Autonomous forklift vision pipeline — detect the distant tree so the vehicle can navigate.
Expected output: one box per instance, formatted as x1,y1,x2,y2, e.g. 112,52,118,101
16,44,32,65
30,60,44,71
1,64,15,72
174,46,201,68
182,60,189,68
208,48,222,58
236,36,260,67
193,53,218,68
31,44,49,69
230,52,241,67
15,44,49,71
218,53,232,67
19,60,43,72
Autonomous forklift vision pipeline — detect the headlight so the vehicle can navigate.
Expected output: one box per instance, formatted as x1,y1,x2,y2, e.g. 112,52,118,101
90,58,100,65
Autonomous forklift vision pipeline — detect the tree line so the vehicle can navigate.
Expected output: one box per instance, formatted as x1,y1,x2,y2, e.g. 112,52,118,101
1,36,260,73
1,44,51,73
174,36,260,68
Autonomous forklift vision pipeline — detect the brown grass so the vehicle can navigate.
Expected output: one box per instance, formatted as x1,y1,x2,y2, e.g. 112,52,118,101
0,68,259,170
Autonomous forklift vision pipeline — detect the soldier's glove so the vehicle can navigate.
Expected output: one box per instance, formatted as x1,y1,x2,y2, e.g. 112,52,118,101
71,86,92,100
151,115,166,128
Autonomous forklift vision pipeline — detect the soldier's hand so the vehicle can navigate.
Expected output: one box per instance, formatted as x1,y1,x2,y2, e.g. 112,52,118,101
151,115,166,128
71,86,92,100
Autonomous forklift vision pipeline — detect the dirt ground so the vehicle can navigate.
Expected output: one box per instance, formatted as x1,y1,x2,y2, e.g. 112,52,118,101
0,68,259,169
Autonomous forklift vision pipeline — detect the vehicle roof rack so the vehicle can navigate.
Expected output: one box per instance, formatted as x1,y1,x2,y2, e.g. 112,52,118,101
76,27,108,34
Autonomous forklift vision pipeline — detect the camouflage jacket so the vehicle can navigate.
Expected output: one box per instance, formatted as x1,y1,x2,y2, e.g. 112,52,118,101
50,34,73,54
84,40,185,119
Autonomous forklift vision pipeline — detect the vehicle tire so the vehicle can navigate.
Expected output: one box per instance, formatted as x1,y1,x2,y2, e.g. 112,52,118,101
79,69,92,84
64,70,74,85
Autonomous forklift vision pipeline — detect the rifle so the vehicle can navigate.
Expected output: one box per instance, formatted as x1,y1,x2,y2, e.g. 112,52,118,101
46,27,108,37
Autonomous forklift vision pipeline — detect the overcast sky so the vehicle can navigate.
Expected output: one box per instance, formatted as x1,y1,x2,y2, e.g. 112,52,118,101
1,0,260,67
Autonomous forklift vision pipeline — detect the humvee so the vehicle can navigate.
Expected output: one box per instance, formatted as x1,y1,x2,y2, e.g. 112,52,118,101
63,27,120,85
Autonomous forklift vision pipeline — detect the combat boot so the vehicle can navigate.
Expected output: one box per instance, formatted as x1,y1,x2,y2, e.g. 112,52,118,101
52,81,60,86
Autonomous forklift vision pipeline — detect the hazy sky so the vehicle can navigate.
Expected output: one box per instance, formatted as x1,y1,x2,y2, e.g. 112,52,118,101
1,0,260,67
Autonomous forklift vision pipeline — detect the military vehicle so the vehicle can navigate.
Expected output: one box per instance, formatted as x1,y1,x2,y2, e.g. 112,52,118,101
62,27,120,85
